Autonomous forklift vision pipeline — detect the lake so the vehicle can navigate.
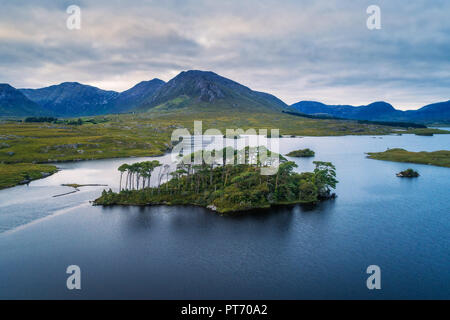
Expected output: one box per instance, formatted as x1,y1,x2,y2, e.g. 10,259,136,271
0,134,449,299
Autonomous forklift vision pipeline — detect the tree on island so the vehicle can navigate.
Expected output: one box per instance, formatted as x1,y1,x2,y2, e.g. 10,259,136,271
98,147,339,213
118,164,129,191
286,148,315,157
396,168,419,178
117,160,161,191
312,161,338,198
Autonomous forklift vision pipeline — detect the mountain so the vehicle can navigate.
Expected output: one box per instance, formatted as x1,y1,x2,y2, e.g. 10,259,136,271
106,79,165,113
290,101,399,120
20,82,119,117
0,84,44,117
290,100,449,123
3,70,447,122
136,70,287,112
405,101,450,122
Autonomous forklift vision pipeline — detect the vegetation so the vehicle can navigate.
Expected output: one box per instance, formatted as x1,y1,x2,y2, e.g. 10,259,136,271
117,160,162,191
0,163,57,189
94,147,338,213
367,148,450,168
286,148,315,157
283,110,429,128
0,110,447,189
24,117,58,123
356,120,427,129
414,131,433,136
62,183,107,188
396,168,420,178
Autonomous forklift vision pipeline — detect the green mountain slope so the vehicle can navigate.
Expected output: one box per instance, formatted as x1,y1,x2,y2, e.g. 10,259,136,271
136,70,288,113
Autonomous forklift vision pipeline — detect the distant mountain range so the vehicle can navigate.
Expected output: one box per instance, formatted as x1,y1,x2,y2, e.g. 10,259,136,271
20,82,119,117
290,100,450,123
0,84,43,117
0,70,448,123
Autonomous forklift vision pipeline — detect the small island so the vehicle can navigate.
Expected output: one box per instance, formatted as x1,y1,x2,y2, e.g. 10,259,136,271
286,148,315,157
367,148,450,168
94,147,338,214
396,168,420,178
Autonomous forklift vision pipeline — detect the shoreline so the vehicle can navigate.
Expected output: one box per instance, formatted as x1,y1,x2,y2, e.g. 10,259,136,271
92,196,336,215
2,132,449,191
0,163,59,190
366,148,450,168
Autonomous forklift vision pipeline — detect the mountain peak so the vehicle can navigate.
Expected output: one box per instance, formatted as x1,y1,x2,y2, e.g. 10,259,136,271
0,83,14,90
106,78,166,113
59,81,82,86
128,78,165,91
366,101,395,110
179,70,218,77
0,84,43,117
137,70,286,112
20,82,119,116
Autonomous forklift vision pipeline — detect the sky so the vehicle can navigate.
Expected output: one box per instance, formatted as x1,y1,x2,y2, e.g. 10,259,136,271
0,0,449,110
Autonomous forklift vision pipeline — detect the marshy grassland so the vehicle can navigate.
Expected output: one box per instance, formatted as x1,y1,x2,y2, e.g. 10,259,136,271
367,148,450,168
0,163,58,189
0,110,448,189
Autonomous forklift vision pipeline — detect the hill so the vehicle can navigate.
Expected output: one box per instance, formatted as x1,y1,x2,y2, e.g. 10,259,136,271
0,84,44,117
136,70,288,113
106,79,165,113
290,100,449,123
20,82,119,117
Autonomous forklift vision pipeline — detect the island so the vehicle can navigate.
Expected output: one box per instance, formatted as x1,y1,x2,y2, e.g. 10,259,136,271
367,148,450,168
396,169,420,178
286,148,315,157
94,147,338,214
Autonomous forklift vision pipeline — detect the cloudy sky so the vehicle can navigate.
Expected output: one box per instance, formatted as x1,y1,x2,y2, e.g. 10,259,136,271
0,0,449,109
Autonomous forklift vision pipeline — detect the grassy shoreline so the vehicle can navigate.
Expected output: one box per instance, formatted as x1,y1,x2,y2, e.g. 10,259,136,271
1,112,448,190
0,163,58,190
367,148,450,168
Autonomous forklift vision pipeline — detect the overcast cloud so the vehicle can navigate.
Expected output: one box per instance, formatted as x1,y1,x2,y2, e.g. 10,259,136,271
0,0,449,109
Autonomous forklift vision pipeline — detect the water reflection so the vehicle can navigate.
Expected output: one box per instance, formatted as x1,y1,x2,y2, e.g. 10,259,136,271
0,134,449,299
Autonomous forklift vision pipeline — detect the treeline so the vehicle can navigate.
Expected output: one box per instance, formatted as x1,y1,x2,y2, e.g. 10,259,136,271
24,117,58,123
282,110,339,120
94,147,338,213
23,117,109,125
356,120,426,128
282,110,427,128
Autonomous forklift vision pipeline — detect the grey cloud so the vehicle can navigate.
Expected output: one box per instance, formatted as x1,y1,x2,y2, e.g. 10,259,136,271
0,0,448,109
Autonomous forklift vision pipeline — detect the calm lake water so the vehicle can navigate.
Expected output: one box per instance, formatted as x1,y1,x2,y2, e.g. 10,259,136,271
0,134,449,299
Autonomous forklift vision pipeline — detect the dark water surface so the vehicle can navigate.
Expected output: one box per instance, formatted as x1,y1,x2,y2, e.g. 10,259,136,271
0,134,449,299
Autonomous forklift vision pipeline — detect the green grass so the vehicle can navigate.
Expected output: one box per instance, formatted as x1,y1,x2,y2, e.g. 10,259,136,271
0,110,447,189
0,119,171,164
367,148,450,168
3,111,442,166
286,148,315,157
0,163,58,189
